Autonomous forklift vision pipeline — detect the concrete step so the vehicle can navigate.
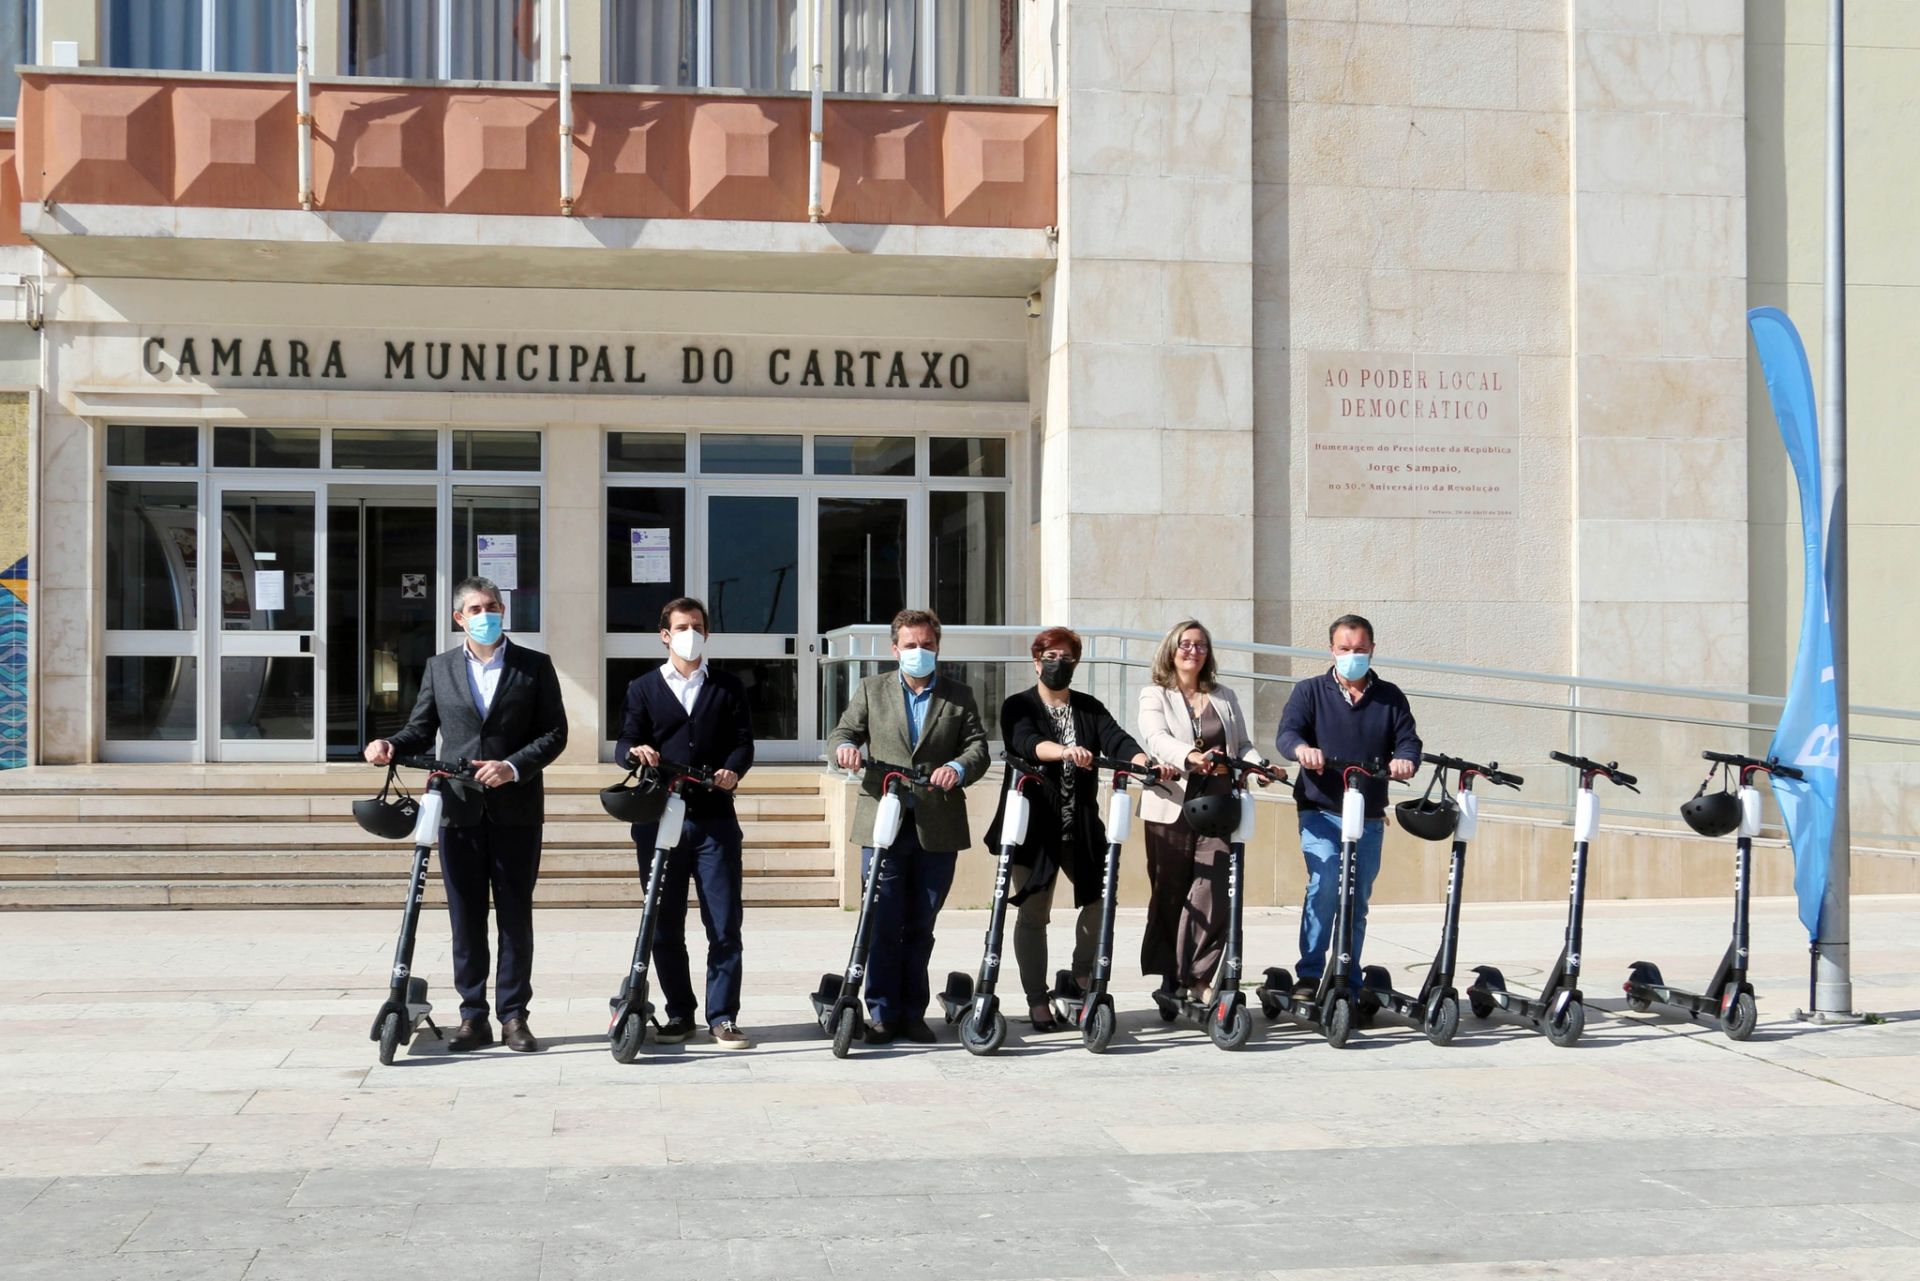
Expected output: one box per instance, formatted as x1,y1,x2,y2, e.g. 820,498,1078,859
0,792,829,821
0,819,832,850
0,846,834,879
0,765,827,795
0,875,840,910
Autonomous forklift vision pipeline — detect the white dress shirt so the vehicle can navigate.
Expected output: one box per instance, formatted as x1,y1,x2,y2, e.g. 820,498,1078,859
662,658,709,714
463,638,517,780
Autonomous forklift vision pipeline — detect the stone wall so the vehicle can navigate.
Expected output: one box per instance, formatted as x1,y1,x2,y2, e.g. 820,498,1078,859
0,392,26,768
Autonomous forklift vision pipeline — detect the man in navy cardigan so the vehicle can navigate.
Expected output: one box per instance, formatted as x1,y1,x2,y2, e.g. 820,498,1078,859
615,597,756,1047
1275,613,1423,1001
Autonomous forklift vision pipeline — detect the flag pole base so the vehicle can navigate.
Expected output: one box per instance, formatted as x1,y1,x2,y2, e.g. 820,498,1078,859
1793,1008,1867,1024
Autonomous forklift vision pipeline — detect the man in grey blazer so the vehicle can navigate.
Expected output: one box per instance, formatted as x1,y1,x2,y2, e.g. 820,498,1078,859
365,576,568,1053
826,608,990,1044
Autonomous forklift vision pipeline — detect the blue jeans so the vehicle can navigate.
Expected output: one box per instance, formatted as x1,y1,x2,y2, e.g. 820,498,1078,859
1297,810,1385,990
860,822,958,1028
631,815,744,1026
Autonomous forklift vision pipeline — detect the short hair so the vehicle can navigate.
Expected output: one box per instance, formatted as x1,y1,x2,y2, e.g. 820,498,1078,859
1030,626,1083,661
1328,613,1375,644
1151,618,1217,691
452,576,501,611
659,596,709,631
890,607,942,646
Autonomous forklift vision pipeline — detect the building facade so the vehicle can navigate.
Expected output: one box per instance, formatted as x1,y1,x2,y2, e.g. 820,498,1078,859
0,1,1914,784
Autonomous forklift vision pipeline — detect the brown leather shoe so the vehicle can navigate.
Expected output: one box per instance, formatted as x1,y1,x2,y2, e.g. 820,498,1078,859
448,1016,494,1053
501,1017,540,1053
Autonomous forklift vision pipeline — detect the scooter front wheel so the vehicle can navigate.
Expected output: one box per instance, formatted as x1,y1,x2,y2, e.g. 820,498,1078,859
610,1012,648,1063
1720,990,1758,1042
1084,1002,1116,1055
1545,998,1586,1047
1423,994,1461,1047
1324,995,1354,1048
1209,1002,1253,1051
960,1009,1008,1056
377,1010,403,1066
830,1005,861,1058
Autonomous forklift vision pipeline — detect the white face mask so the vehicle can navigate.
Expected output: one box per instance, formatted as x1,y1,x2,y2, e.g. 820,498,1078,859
669,628,706,662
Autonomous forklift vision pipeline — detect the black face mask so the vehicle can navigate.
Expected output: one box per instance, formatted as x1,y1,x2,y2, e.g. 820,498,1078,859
1038,659,1077,691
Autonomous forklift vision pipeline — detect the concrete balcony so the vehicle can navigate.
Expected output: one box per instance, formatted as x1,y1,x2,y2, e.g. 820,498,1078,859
11,69,1058,295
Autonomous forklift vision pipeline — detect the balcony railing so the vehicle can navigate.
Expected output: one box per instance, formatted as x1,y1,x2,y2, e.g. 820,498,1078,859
13,69,1055,229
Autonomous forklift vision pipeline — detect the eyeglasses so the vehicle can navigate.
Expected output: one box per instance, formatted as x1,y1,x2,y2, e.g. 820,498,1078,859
1175,641,1209,655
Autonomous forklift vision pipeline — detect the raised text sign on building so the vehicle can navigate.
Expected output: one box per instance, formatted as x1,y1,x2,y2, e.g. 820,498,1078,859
1306,351,1521,519
126,330,1023,402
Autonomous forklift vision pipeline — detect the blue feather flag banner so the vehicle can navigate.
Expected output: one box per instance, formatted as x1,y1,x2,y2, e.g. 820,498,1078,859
1747,306,1841,941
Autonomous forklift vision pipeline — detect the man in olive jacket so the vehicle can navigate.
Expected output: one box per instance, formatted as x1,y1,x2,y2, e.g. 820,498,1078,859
827,608,990,1044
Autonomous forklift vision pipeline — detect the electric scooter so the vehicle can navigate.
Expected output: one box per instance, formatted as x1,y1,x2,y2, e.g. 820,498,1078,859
1623,750,1803,1042
606,759,717,1063
810,757,930,1058
1466,750,1637,1047
1356,752,1523,1046
364,755,484,1066
1256,757,1383,1048
1050,755,1165,1055
938,753,1047,1056
1151,752,1287,1051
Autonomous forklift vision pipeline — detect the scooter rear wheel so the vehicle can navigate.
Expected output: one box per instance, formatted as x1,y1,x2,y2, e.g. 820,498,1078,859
1209,1002,1253,1051
1624,961,1661,1013
610,1012,648,1063
377,1010,403,1066
1324,995,1354,1048
960,1008,1008,1056
1720,990,1758,1042
1423,994,1461,1047
1084,1002,1117,1055
830,1005,861,1058
1545,998,1586,1047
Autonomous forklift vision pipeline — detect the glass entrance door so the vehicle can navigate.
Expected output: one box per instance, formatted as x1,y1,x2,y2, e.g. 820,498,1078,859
703,492,805,754
326,487,438,758
210,485,323,761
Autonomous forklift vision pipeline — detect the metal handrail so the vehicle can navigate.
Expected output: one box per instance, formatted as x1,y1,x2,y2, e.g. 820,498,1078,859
816,624,1920,849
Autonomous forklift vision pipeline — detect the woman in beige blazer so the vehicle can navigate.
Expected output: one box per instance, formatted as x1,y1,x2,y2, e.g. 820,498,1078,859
1136,618,1258,1002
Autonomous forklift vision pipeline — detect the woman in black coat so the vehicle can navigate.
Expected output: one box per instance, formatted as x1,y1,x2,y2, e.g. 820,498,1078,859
982,627,1165,1031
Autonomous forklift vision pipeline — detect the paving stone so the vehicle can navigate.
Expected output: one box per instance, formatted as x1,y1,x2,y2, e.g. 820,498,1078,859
0,1250,256,1281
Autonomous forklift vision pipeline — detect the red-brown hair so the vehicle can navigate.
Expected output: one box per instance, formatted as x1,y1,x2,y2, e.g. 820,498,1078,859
1030,626,1083,660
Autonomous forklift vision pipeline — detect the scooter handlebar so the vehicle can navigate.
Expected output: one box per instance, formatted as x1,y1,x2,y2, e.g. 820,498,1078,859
654,759,717,788
393,754,476,776
1421,751,1524,789
1702,749,1806,782
1549,750,1638,790
854,757,934,791
1196,750,1288,786
1319,756,1384,780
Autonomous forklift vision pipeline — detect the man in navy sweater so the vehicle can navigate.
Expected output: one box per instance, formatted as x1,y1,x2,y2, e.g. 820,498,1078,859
615,597,756,1047
1275,614,1423,999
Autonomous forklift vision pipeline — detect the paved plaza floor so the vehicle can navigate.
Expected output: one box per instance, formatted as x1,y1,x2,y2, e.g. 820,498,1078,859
2,894,1918,1280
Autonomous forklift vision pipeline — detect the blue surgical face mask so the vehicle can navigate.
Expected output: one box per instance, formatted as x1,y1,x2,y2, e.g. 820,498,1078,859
898,646,937,679
465,610,504,646
1334,651,1371,682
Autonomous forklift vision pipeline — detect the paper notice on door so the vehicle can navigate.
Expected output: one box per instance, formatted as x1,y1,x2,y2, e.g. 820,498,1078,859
499,589,512,631
254,570,285,611
630,527,671,584
477,533,519,590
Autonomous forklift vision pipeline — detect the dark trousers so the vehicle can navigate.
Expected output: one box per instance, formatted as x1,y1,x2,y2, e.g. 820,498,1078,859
860,821,958,1028
632,814,745,1026
438,820,542,1024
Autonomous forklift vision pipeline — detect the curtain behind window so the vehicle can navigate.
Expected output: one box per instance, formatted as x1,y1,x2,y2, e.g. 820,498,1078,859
836,0,920,95
609,0,695,87
451,0,540,81
711,0,800,92
938,0,1016,97
0,0,32,116
105,0,202,71
214,0,296,74
349,0,436,78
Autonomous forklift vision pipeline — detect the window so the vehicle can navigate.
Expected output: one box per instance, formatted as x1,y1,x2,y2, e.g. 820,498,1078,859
608,432,686,474
454,430,542,471
700,433,802,475
213,427,321,469
0,0,32,118
814,435,913,477
453,486,542,632
103,0,297,75
606,486,687,632
108,425,199,469
837,0,1017,97
331,429,438,471
107,482,200,631
608,0,800,91
348,0,540,80
929,436,1006,478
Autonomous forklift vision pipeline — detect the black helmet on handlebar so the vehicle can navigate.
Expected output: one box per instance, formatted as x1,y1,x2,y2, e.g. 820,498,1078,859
1181,791,1241,839
600,765,670,825
1394,767,1460,842
352,766,420,840
1680,764,1741,838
